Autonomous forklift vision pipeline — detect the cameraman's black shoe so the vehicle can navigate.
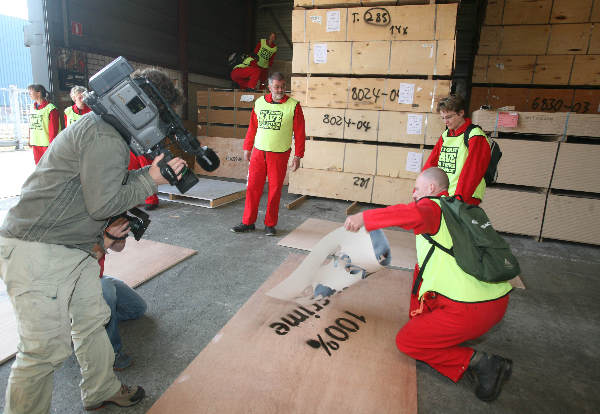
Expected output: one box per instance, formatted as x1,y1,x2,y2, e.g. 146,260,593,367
145,203,158,211
468,351,512,402
231,223,255,233
265,226,277,236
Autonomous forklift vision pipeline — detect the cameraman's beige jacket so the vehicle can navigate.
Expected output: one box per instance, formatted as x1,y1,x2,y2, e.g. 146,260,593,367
0,113,157,254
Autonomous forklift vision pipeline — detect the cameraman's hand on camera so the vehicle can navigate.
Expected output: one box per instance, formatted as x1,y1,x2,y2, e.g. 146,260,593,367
149,153,188,185
104,217,130,252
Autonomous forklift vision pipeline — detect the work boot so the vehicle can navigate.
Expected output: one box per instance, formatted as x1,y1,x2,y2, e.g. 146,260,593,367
84,384,145,410
468,351,512,402
231,223,255,233
264,226,277,236
145,203,158,211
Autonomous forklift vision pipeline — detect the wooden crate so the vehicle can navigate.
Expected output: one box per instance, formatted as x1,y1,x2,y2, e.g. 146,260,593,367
547,24,592,54
472,110,569,135
502,0,553,25
480,187,546,237
293,4,456,42
196,90,263,109
301,140,345,171
551,143,600,193
570,55,600,85
532,55,575,84
289,168,374,203
542,194,600,245
344,143,378,174
371,176,414,205
193,136,248,180
485,55,536,84
469,87,577,113
343,108,379,141
293,40,454,75
293,76,450,113
571,90,600,114
376,146,424,179
483,0,504,25
550,0,594,23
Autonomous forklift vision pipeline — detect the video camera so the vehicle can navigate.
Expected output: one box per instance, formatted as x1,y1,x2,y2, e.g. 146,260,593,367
106,207,151,242
84,56,220,194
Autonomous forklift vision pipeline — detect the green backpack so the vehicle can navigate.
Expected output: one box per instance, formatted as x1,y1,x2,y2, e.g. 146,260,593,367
419,196,520,286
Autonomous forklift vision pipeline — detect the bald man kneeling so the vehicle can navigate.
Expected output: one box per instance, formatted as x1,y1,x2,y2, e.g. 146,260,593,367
345,167,513,402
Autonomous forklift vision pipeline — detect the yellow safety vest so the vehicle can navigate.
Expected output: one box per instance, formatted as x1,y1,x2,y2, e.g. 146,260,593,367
415,198,512,301
257,39,277,69
438,125,489,201
234,57,255,70
29,103,57,147
64,106,85,127
253,96,297,153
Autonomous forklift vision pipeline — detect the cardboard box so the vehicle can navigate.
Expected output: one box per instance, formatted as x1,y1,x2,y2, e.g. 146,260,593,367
480,187,546,236
289,168,374,202
495,139,558,188
551,143,600,193
542,194,600,245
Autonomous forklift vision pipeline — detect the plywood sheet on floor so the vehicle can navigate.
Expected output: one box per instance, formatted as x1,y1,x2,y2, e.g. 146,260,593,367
278,218,525,289
0,240,197,364
148,254,417,414
279,218,416,269
104,239,197,288
158,178,246,208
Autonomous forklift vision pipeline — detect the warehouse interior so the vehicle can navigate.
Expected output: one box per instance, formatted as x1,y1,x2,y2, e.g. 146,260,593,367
0,0,599,413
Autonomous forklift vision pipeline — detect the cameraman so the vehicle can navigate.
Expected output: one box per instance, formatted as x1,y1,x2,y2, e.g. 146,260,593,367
0,68,186,413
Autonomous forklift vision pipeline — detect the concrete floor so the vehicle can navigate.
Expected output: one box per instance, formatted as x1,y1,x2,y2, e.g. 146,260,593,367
0,151,599,413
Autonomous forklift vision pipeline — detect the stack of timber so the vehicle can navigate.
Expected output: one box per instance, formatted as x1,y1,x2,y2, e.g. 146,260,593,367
195,89,263,180
470,0,600,114
473,109,600,245
289,1,458,205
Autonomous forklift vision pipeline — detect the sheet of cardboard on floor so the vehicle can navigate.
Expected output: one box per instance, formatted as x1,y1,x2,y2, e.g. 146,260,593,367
279,218,525,289
104,239,197,288
148,254,417,414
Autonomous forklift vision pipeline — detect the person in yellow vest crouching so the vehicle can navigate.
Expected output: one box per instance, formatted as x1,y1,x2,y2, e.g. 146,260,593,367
345,167,513,402
27,84,61,164
254,32,277,89
230,56,262,91
64,85,92,127
231,72,306,236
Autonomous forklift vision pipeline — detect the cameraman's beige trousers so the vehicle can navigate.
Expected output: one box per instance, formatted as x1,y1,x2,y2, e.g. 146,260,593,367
0,236,121,414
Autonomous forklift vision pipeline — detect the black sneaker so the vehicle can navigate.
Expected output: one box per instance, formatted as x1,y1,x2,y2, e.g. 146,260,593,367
231,223,255,233
264,226,277,236
468,351,513,402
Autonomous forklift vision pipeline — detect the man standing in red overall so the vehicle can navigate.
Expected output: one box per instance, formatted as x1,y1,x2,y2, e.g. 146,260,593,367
231,72,306,236
344,167,513,402
423,95,491,206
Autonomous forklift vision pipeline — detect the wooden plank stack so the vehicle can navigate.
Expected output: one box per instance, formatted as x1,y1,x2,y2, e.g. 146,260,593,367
289,1,458,205
470,0,600,115
474,109,600,245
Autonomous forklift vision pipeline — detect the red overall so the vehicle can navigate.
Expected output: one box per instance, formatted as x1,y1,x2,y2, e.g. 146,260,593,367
128,152,158,206
31,101,60,165
231,60,262,90
242,94,306,227
422,118,491,206
363,193,510,382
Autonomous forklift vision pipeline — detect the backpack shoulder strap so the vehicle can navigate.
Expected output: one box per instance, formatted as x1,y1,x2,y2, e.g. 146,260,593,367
411,233,454,296
463,123,476,148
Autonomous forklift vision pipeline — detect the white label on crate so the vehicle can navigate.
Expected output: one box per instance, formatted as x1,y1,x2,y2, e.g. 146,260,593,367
313,43,328,64
422,43,434,58
326,10,341,32
406,152,423,173
310,15,322,24
406,114,423,135
398,83,415,104
239,94,255,102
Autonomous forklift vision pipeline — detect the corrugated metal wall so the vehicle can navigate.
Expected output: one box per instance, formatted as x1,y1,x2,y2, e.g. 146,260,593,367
0,15,33,89
254,1,293,62
45,0,251,79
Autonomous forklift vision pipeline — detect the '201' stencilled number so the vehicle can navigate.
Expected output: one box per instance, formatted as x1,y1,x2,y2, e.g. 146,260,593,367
353,177,371,189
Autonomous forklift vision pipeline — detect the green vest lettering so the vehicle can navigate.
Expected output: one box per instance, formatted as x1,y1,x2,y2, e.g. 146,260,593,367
257,39,277,69
253,96,297,152
29,103,57,147
64,106,84,127
438,125,489,201
416,198,512,302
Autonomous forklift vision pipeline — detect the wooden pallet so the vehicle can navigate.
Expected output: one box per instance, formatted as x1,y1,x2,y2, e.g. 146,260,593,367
158,178,246,209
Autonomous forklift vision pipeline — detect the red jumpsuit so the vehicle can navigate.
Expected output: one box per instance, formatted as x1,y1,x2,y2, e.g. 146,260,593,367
422,118,491,206
363,192,509,382
231,58,262,90
31,101,60,164
254,40,277,88
128,152,158,206
242,94,306,227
